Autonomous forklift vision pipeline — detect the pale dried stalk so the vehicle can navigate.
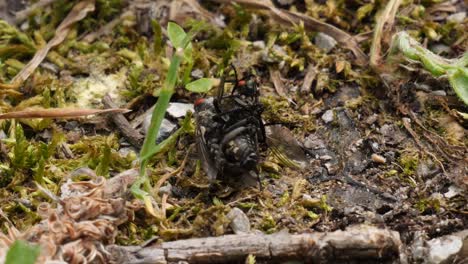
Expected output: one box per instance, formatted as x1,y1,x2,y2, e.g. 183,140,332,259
370,0,402,69
0,107,129,119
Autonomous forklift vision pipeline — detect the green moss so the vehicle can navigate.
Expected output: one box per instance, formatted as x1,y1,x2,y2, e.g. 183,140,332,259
399,151,419,176
260,214,276,233
415,197,441,213
277,191,290,207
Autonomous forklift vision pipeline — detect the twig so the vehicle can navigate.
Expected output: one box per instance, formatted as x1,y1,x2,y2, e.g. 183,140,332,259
102,94,144,149
209,0,367,65
107,225,403,263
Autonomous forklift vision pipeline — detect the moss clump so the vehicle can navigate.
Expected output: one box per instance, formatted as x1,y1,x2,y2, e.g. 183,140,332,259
399,151,419,177
260,214,276,233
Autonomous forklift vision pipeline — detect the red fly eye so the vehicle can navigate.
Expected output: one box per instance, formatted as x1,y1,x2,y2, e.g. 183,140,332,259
194,98,205,107
237,80,246,86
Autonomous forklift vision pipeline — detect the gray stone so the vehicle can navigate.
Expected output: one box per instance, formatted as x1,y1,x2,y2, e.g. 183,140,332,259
324,162,339,175
118,147,137,157
447,12,466,23
321,110,334,123
191,69,204,79
227,208,250,234
410,231,429,261
365,114,378,125
370,142,379,152
303,134,326,150
277,0,295,5
427,235,463,264
431,90,447,96
319,155,332,161
142,116,177,143
158,184,172,196
430,44,451,55
314,33,337,53
166,102,194,119
444,185,462,198
252,41,266,50
0,130,6,140
64,121,79,130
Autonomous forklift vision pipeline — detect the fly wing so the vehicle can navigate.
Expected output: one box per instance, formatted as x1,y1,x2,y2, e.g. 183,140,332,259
266,125,308,169
195,119,219,182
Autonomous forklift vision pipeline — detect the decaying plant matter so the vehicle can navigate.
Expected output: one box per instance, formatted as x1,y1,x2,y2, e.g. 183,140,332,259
0,170,141,263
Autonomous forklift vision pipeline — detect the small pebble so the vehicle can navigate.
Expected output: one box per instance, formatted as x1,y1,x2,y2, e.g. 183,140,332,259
444,185,462,199
64,121,79,130
166,102,194,119
227,208,250,234
319,155,332,161
430,44,451,55
191,69,204,79
321,110,334,123
314,33,337,53
447,12,466,23
370,142,379,152
143,117,176,143
365,114,378,125
159,184,173,196
277,0,295,5
431,90,447,96
0,130,6,140
427,235,463,264
371,154,386,164
252,40,266,50
324,162,339,175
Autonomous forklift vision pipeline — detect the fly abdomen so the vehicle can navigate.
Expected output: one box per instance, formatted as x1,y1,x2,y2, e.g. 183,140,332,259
223,133,258,171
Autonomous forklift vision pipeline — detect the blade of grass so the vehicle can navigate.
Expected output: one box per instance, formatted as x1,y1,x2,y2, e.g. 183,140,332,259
131,22,205,216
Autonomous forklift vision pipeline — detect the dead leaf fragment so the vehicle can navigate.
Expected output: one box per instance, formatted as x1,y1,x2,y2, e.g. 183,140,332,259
269,68,286,97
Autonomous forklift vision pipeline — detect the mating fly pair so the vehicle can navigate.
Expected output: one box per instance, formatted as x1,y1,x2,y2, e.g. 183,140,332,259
194,66,266,187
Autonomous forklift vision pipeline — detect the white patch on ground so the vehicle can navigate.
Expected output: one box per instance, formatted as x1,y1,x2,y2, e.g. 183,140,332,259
73,68,127,108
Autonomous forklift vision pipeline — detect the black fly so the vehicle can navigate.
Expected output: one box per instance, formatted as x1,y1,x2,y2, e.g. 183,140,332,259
194,66,265,187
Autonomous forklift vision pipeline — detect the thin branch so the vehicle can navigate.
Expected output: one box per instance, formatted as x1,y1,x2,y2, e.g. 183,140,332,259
102,94,144,149
108,225,403,263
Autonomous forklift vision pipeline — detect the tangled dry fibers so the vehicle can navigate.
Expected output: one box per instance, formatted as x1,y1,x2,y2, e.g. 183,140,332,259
0,169,140,264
